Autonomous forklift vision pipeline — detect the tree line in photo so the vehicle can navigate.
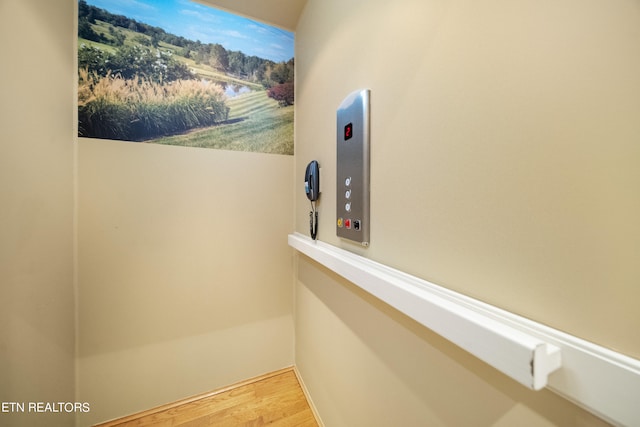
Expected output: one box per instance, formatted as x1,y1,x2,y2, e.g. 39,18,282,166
78,0,293,85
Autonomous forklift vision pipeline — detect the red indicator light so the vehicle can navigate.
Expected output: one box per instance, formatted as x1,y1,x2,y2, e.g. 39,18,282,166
344,123,353,141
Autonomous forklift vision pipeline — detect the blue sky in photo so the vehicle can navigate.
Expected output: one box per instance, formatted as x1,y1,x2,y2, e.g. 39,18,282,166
83,0,294,62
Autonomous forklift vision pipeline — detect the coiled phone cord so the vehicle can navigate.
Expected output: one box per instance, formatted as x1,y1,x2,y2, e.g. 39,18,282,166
309,200,318,240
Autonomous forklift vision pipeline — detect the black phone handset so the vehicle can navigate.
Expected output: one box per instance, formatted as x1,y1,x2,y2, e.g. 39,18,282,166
305,160,320,239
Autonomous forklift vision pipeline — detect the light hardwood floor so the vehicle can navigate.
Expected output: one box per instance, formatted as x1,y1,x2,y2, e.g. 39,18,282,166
95,367,319,426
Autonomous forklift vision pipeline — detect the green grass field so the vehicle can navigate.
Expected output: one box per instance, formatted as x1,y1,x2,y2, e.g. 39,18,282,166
150,91,294,155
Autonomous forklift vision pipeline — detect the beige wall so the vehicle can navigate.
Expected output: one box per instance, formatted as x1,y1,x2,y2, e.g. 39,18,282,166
0,1,76,427
0,0,295,425
2,0,638,425
294,0,639,425
77,140,294,425
74,0,298,423
1,0,297,424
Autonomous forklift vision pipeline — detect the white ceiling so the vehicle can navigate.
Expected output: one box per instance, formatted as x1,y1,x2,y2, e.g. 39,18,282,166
198,0,308,31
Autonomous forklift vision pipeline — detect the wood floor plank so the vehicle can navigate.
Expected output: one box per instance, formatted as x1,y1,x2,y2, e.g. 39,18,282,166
95,367,319,427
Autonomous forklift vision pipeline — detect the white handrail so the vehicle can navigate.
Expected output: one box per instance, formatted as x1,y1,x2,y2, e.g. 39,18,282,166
288,233,640,426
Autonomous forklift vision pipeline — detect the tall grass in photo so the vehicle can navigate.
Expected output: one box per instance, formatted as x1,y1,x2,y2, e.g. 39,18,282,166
78,69,229,141
152,91,294,155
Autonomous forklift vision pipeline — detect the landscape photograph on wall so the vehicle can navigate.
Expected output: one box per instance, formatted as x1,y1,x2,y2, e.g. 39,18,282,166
77,0,294,155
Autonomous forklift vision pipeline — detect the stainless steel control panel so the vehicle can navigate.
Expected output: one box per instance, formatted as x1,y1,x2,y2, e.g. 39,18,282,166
336,89,370,246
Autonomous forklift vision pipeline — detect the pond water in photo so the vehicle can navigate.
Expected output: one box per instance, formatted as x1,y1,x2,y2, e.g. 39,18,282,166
202,78,252,97
220,82,252,97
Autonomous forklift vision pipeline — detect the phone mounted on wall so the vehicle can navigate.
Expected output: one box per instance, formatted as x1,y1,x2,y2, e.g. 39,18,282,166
305,160,320,201
305,160,320,239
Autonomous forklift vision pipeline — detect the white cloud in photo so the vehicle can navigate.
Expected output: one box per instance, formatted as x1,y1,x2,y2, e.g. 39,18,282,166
179,8,219,24
221,29,249,40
